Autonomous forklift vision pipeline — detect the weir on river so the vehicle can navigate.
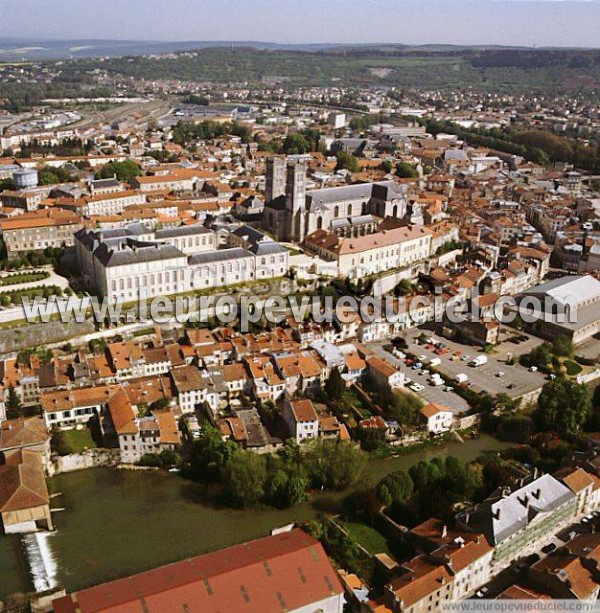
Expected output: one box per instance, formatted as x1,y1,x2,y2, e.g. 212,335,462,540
21,532,58,593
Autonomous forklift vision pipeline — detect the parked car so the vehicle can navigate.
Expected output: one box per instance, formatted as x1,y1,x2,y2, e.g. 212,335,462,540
410,382,425,392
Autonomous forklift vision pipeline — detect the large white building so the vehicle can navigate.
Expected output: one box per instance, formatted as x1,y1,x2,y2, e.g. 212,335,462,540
75,222,289,301
304,224,433,277
515,275,600,345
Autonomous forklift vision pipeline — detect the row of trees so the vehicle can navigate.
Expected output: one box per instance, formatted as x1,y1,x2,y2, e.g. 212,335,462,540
522,336,575,365
376,455,484,524
184,425,366,508
424,118,600,173
38,166,77,186
172,120,252,147
95,159,141,183
280,129,323,155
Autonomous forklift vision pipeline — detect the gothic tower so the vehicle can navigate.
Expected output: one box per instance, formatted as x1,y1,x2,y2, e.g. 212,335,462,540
285,161,307,242
265,156,286,203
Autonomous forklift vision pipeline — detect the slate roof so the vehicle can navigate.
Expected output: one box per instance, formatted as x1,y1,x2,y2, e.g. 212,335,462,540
249,242,288,256
155,225,212,239
188,248,254,265
95,240,186,268
460,474,575,545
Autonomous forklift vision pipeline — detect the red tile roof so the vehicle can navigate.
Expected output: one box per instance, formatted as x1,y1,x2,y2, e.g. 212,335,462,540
53,529,343,613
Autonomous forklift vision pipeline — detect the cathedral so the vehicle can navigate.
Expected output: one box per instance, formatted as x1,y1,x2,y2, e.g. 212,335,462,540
262,157,421,243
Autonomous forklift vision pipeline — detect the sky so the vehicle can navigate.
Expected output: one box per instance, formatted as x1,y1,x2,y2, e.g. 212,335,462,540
0,0,599,48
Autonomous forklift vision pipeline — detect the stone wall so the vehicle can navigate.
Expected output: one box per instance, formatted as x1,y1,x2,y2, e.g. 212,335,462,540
48,448,120,476
453,413,481,430
0,320,94,355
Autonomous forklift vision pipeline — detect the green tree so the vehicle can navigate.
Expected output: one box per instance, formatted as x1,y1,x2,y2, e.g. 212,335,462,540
159,448,181,468
394,279,415,296
187,425,238,483
96,160,141,183
383,388,422,425
396,162,419,178
325,368,345,399
522,344,551,369
38,166,74,185
232,121,252,144
376,470,414,507
285,474,309,506
535,379,591,436
282,133,310,155
149,397,170,411
224,452,268,508
50,429,72,456
304,440,366,491
335,151,360,173
552,335,574,357
6,386,22,419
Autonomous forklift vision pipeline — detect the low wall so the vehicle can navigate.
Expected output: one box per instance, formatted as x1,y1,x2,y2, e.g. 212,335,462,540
578,369,600,385
49,448,120,475
436,249,462,268
374,509,409,546
454,413,481,430
516,386,543,410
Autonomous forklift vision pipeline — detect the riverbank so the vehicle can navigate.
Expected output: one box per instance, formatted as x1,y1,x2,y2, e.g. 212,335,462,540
0,434,510,600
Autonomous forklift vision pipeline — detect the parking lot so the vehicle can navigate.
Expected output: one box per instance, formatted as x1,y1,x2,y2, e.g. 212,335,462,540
368,342,470,415
403,329,548,399
368,327,548,410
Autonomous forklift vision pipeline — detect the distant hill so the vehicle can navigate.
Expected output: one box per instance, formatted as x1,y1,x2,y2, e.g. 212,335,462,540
0,38,346,60
0,38,589,61
2,41,600,113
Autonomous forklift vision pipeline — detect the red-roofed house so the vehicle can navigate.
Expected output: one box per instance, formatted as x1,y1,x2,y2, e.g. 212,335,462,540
283,398,319,444
53,529,344,613
420,403,453,434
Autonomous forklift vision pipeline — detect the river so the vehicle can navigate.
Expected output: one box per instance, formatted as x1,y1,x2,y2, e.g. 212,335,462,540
0,435,509,600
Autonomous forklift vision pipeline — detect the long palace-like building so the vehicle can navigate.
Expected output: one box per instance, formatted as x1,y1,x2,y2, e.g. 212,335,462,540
75,223,289,301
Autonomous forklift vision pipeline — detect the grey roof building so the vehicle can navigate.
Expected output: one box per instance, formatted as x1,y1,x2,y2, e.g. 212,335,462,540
458,473,576,564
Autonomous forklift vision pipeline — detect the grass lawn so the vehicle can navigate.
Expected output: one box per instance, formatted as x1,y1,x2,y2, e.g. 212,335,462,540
0,271,49,287
343,389,373,418
287,247,303,256
61,428,97,454
564,360,583,376
132,327,156,337
345,522,391,556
